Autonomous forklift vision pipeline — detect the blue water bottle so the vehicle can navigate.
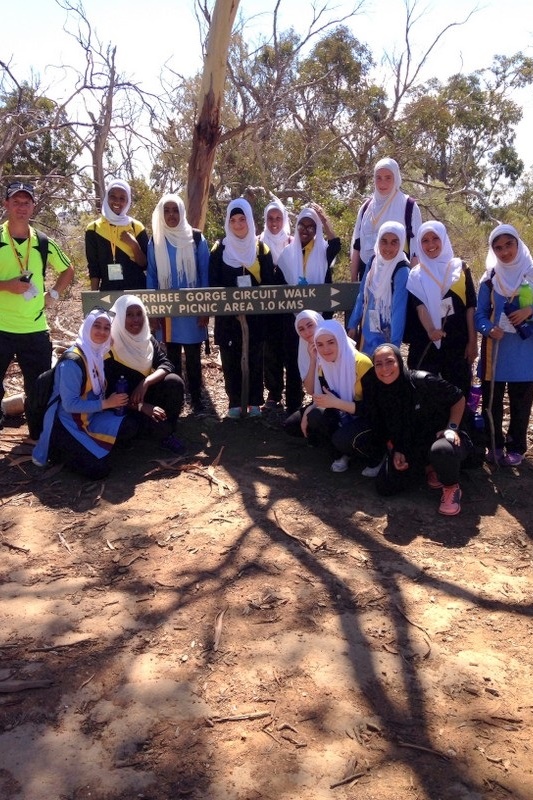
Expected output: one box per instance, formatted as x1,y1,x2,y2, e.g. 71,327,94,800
114,375,128,416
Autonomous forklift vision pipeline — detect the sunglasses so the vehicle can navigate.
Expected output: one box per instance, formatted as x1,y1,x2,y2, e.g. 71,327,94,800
89,306,116,319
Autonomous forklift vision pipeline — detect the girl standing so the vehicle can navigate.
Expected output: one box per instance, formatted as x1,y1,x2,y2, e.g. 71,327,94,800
406,221,477,398
347,220,410,355
350,157,422,281
86,179,148,291
475,224,533,466
147,194,210,415
209,198,276,418
259,198,292,411
276,203,340,413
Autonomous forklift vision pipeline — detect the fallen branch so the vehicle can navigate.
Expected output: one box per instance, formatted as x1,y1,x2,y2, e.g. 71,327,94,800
207,711,271,724
1,540,30,554
213,606,228,651
272,509,310,550
57,532,72,553
0,679,53,693
330,772,366,789
78,673,95,690
397,739,449,760
394,603,430,637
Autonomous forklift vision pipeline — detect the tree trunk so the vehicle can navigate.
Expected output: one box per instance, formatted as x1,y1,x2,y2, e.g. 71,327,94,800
187,0,240,228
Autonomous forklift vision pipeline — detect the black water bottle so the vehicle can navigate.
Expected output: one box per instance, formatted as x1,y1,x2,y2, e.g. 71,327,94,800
114,375,128,416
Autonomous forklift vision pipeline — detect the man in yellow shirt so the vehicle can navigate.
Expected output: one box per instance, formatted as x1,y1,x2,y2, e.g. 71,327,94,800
0,181,74,435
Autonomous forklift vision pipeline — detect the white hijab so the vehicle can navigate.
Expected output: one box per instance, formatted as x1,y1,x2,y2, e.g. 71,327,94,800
294,309,324,391
259,198,290,264
75,309,114,397
152,194,196,289
102,179,132,226
483,223,533,297
110,294,154,376
356,158,410,263
365,220,407,325
222,198,258,268
406,221,463,347
314,319,357,402
277,207,328,285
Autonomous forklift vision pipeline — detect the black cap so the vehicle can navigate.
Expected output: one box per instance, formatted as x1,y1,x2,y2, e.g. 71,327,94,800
5,181,36,201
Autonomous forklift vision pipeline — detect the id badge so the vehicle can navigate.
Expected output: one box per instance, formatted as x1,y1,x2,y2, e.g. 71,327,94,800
441,296,454,319
369,309,381,333
107,263,123,282
237,274,252,287
23,282,40,301
498,311,516,333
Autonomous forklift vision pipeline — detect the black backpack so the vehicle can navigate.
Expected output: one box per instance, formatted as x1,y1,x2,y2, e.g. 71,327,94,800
27,351,86,440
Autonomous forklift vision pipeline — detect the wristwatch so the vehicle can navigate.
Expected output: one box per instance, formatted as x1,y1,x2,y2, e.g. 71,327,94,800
48,288,60,301
447,422,458,430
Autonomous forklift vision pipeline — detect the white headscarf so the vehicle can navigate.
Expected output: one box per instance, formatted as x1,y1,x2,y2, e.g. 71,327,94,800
259,198,290,264
152,194,196,289
75,308,114,396
102,179,132,226
355,157,410,263
277,207,329,285
222,198,258,268
406,221,463,348
110,294,154,376
294,309,324,390
365,220,407,325
314,319,357,402
482,223,533,296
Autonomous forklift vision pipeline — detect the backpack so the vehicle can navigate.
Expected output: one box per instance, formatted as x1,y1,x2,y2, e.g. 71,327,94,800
26,351,86,440
360,196,416,258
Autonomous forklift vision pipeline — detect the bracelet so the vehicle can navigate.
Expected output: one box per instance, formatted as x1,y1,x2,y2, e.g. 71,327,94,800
138,402,143,412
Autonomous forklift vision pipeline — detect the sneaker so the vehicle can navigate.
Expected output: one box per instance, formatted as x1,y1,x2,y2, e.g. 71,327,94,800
263,399,284,412
331,455,350,473
31,455,46,467
248,406,262,418
426,467,444,489
439,484,462,516
361,465,379,478
500,451,523,466
192,401,207,418
485,448,503,464
226,407,242,419
161,434,187,455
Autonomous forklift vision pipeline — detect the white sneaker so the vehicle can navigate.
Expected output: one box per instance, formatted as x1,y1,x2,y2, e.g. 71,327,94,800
331,455,350,473
362,464,381,478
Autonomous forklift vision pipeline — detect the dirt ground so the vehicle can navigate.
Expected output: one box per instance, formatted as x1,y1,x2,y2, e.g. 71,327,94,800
1,292,533,800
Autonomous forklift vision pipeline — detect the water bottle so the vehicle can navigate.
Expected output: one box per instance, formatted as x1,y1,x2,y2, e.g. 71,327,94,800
503,300,532,340
467,382,482,413
114,375,128,416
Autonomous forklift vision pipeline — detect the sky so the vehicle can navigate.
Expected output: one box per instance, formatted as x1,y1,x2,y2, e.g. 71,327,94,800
2,0,533,168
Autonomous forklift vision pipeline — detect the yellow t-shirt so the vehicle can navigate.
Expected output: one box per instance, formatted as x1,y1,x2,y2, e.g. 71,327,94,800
0,223,71,333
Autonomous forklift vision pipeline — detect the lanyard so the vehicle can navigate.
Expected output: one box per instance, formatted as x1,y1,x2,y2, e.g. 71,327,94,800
419,258,454,296
6,225,33,273
369,191,397,229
